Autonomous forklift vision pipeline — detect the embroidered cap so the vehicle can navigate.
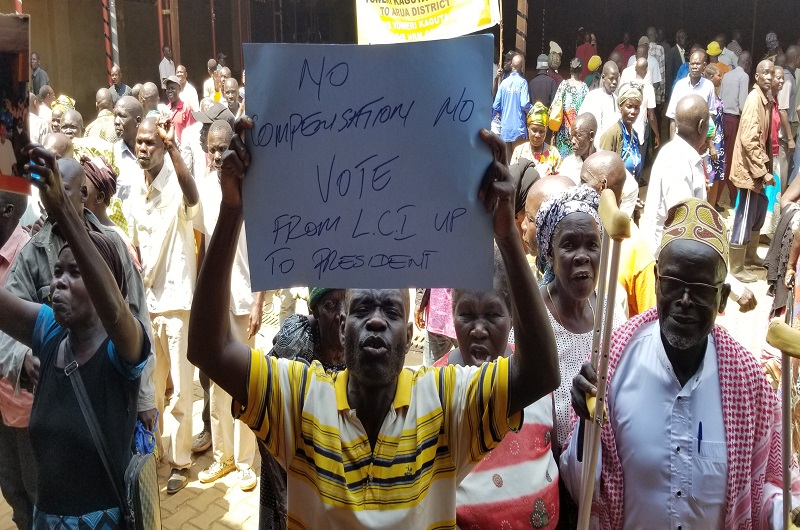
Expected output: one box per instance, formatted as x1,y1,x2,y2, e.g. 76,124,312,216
660,198,729,270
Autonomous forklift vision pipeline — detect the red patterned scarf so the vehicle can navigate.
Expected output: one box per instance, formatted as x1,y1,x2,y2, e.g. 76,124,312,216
565,307,800,529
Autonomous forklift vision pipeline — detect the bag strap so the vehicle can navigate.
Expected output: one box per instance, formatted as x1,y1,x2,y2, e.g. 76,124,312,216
63,341,129,515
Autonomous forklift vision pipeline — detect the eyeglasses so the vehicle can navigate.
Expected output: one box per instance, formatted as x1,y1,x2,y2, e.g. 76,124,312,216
658,275,722,307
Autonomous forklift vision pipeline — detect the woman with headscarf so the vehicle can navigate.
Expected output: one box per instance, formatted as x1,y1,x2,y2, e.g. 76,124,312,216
549,58,590,159
511,102,562,176
0,146,149,529
535,185,625,528
534,186,626,448
599,82,644,182
703,63,726,211
432,246,559,529
50,95,76,134
80,156,140,271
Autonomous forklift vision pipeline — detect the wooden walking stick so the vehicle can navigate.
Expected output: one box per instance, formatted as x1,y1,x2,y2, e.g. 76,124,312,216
577,189,630,530
766,279,799,530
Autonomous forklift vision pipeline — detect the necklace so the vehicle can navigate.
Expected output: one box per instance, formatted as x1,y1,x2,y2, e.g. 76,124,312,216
547,283,596,330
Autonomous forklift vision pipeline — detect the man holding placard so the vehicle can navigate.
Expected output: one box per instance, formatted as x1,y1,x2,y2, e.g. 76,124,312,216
188,124,559,528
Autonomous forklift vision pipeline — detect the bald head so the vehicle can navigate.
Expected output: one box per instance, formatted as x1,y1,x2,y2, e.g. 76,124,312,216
522,175,575,255
601,61,620,94
0,190,28,233
571,113,597,158
573,112,597,134
738,51,752,72
635,57,649,78
60,110,84,140
608,51,623,71
114,96,144,146
140,82,160,113
57,157,87,216
755,59,775,93
95,88,114,112
43,132,74,159
581,151,626,203
511,54,524,73
675,94,710,152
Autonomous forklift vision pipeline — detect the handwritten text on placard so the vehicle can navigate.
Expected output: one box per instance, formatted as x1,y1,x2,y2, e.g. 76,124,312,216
242,36,493,290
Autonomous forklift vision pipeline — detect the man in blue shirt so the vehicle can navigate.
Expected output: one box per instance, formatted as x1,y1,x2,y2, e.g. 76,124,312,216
493,54,531,159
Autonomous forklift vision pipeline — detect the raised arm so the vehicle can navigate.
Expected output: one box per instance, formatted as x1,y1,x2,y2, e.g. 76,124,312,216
26,146,144,364
158,118,199,207
479,130,560,415
187,121,253,405
28,145,144,364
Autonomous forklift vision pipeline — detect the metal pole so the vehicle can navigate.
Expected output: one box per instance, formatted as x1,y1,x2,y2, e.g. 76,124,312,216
102,0,114,84
109,0,120,66
210,0,217,62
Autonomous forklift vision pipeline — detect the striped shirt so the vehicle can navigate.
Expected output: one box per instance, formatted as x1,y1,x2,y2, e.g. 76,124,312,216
236,349,522,529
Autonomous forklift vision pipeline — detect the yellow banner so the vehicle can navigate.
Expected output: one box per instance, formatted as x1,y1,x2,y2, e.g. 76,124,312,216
357,0,500,44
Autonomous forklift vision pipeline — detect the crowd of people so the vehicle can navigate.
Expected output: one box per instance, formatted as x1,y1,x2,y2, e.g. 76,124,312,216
0,23,799,530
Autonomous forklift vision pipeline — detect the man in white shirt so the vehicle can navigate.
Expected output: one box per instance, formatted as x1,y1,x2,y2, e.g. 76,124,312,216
112,96,144,229
563,197,798,529
719,51,752,189
176,64,200,112
129,117,200,494
579,61,620,148
666,50,716,138
194,120,262,492
646,27,666,107
642,94,709,254
158,45,176,90
625,41,659,86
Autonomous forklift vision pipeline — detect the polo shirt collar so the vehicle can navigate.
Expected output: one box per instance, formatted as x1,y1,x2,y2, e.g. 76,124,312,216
170,99,184,112
685,76,705,90
335,368,413,412
148,160,172,192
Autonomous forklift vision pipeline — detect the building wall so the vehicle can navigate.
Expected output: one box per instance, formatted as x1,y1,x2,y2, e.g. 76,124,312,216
118,0,162,91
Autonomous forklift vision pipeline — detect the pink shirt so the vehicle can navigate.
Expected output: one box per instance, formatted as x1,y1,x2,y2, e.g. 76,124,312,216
0,225,34,428
169,99,196,144
771,104,781,157
426,288,456,339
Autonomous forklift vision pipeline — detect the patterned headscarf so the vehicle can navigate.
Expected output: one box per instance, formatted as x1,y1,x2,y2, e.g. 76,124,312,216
80,155,117,206
660,198,729,270
535,185,602,283
766,32,779,50
527,102,549,127
51,95,76,114
617,82,643,106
